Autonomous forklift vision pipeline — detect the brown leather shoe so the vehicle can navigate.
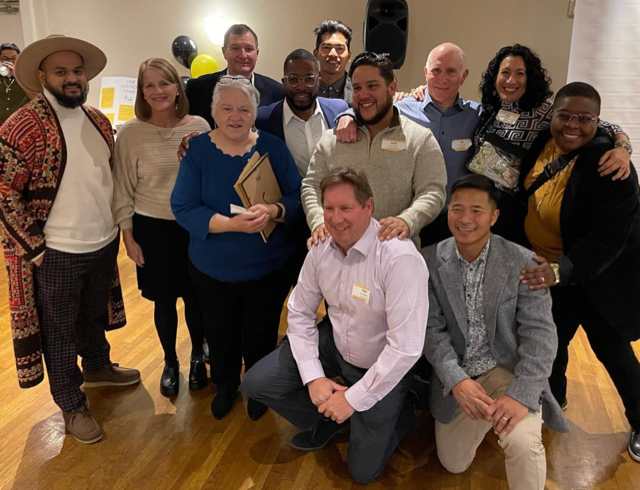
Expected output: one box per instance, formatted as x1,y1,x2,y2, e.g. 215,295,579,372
62,403,103,444
83,362,141,387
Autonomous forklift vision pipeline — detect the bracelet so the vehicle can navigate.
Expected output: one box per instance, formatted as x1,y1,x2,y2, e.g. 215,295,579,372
550,262,561,285
614,139,633,156
274,203,283,220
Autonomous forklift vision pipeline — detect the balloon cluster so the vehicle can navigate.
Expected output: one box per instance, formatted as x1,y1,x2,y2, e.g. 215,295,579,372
171,36,219,81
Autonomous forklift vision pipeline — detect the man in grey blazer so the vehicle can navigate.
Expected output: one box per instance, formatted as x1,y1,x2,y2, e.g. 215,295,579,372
422,174,568,490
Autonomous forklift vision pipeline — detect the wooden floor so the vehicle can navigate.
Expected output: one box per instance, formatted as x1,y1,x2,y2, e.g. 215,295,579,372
1,243,639,490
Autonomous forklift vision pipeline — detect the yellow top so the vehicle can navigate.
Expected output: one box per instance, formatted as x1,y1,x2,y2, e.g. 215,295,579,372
524,139,577,262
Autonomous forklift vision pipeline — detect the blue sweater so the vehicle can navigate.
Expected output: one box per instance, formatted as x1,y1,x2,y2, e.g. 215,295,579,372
171,130,302,282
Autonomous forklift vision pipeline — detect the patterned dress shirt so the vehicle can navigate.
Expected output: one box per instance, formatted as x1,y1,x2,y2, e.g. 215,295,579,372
456,239,497,377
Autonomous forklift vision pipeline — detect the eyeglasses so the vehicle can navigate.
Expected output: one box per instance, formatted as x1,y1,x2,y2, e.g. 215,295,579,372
218,75,252,85
553,111,597,126
283,74,319,88
318,44,348,56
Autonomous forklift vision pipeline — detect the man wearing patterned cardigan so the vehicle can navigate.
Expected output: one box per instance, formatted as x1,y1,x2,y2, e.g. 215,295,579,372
0,35,139,444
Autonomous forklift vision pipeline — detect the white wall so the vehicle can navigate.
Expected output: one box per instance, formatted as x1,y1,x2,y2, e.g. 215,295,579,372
23,0,573,108
568,0,639,145
0,11,25,48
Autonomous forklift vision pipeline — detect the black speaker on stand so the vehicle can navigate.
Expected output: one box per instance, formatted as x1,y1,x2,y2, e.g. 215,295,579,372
363,0,409,69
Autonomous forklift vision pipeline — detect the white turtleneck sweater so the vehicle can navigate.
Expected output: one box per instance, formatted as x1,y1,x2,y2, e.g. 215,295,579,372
42,89,118,253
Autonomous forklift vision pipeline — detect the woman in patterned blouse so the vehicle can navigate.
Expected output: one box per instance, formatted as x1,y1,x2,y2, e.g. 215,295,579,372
473,44,632,245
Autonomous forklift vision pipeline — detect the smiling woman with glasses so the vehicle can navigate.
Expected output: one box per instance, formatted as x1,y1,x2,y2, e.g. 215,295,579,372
171,78,303,422
517,82,640,464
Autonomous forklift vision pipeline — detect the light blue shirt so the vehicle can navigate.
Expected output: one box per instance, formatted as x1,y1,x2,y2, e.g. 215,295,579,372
395,94,482,210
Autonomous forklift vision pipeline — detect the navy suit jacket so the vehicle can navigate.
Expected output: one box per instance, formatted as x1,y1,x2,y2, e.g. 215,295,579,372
255,97,349,142
186,68,285,128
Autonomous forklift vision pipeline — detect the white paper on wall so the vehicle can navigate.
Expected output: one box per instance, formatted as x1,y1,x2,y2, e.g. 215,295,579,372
98,77,137,129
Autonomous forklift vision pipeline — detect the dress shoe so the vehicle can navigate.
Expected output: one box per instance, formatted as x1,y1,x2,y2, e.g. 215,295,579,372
211,385,239,420
62,402,103,444
291,418,350,451
629,430,640,462
247,398,268,421
160,362,179,397
189,354,208,391
83,362,141,387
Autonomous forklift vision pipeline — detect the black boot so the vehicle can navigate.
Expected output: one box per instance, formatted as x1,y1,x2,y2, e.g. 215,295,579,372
211,384,239,420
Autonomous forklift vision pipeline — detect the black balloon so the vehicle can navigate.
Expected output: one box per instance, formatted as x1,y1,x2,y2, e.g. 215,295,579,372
180,76,190,90
172,36,198,69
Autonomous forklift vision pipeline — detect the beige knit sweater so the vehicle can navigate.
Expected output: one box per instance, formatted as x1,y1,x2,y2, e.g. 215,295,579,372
301,110,447,246
112,116,210,229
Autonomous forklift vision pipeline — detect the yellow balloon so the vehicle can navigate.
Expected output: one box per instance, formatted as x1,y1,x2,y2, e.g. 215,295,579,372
190,54,219,78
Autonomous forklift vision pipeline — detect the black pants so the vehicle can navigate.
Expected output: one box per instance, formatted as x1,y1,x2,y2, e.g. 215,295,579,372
242,318,416,484
550,286,640,430
35,237,119,411
188,258,292,389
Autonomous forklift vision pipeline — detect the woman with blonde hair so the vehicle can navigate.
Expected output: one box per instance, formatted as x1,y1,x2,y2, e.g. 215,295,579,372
113,58,210,396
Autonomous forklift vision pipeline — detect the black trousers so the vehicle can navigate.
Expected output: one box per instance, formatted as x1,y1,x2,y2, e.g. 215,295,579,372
188,257,292,389
550,286,640,430
242,318,416,485
35,237,118,411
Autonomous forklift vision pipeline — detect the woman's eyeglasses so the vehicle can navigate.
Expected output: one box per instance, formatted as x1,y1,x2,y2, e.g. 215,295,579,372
553,111,597,126
218,75,252,85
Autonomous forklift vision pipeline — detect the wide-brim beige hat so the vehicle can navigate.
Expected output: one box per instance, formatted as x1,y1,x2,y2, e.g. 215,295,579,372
14,34,107,93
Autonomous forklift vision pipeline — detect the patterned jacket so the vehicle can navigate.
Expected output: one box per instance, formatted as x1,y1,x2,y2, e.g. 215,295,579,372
0,95,126,389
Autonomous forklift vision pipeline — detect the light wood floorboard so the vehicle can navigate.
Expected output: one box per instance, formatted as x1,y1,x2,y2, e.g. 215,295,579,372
1,243,639,489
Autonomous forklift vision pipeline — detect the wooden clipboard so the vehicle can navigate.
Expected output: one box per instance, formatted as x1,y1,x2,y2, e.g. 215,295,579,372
234,151,282,243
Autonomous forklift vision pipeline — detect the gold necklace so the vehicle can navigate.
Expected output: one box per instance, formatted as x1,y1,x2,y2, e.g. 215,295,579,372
534,163,572,212
2,77,15,94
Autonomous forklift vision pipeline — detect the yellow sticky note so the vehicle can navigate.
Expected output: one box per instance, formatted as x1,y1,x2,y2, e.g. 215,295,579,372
100,87,115,109
118,104,135,122
105,113,115,125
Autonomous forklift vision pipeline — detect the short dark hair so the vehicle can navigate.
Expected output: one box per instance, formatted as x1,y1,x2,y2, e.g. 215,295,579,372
320,167,374,208
348,52,394,85
0,42,20,54
283,49,319,72
479,44,552,114
451,174,501,209
314,20,352,51
223,24,258,49
554,81,601,114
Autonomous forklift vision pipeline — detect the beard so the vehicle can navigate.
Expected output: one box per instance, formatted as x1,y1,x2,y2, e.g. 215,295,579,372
45,82,88,108
285,91,318,112
355,93,394,126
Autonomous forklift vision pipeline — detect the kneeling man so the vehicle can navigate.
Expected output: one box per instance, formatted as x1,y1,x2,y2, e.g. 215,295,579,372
243,167,429,484
422,174,568,490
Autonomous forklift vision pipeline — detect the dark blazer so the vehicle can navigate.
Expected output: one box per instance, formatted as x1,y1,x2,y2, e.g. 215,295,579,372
186,68,285,128
520,129,640,341
422,235,568,432
255,97,349,141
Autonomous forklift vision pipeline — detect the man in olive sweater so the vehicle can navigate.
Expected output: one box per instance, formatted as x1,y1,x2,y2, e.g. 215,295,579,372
302,52,447,248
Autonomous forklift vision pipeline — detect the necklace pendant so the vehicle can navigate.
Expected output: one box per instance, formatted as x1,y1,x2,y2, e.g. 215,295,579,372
5,87,8,94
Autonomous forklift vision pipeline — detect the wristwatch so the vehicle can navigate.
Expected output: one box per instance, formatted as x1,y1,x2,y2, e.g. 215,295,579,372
274,203,284,220
550,262,561,285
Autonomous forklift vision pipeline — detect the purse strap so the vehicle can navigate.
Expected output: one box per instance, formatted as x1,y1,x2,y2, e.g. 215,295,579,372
524,136,610,198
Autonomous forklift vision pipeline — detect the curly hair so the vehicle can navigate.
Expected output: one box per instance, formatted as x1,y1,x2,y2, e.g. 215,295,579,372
479,44,552,115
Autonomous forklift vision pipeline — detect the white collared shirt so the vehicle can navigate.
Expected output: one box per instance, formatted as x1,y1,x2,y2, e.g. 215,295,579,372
282,100,328,177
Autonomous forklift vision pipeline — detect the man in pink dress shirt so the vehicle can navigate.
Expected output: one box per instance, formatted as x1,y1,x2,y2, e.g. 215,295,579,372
242,167,430,484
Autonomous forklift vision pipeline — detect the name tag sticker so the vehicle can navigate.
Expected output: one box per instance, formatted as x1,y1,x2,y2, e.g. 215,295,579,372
451,139,472,152
381,139,407,152
496,110,520,125
352,283,371,304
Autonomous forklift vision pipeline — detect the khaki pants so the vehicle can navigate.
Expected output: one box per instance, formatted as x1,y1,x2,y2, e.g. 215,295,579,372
435,366,546,490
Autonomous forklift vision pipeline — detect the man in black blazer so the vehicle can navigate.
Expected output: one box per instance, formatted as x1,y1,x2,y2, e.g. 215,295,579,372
256,49,348,178
186,24,284,128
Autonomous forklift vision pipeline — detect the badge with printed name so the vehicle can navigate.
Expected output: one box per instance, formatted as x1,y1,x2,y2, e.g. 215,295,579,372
451,139,472,152
381,139,407,152
496,109,520,125
352,283,371,304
